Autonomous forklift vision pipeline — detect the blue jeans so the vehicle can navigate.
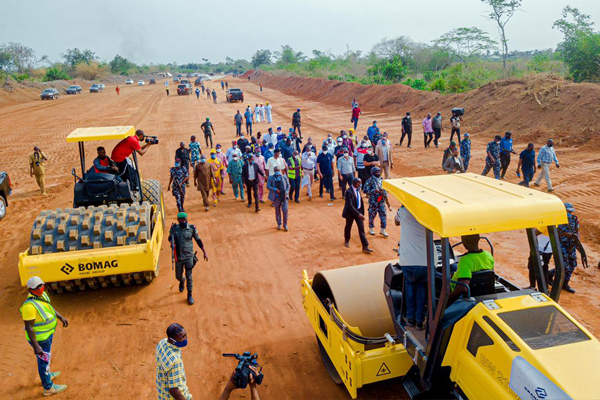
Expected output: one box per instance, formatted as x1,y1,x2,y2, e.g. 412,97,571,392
28,334,53,389
403,266,427,323
352,117,359,130
519,168,534,187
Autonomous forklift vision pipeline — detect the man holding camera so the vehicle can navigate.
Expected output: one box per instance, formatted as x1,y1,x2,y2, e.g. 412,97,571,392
168,213,208,305
111,129,154,174
219,368,261,400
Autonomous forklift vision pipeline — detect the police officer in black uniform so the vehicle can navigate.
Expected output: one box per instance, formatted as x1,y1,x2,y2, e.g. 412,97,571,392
168,212,208,305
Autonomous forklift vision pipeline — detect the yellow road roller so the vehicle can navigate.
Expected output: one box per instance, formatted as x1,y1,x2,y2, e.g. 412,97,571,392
18,126,165,292
302,173,600,399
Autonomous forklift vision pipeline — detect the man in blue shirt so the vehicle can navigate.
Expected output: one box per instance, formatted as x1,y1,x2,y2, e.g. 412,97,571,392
516,143,536,187
367,121,380,143
263,143,274,162
499,131,517,179
243,109,253,135
317,145,336,200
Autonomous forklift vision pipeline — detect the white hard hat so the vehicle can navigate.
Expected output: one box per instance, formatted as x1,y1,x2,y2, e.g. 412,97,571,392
27,276,45,289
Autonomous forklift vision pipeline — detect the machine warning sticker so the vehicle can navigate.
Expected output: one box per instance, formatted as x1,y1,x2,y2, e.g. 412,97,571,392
376,363,391,376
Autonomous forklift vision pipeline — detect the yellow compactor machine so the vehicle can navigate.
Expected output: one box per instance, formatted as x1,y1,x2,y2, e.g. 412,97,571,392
302,173,600,399
18,126,165,292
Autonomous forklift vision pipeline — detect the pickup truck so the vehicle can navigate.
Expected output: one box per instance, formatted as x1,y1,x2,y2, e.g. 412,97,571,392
226,88,244,102
177,84,192,95
0,172,12,221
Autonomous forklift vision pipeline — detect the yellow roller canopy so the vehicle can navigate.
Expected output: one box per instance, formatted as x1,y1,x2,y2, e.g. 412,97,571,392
66,126,136,143
383,173,567,238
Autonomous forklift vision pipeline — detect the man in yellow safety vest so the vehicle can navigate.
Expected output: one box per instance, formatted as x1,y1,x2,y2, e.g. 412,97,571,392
20,276,69,395
287,150,303,203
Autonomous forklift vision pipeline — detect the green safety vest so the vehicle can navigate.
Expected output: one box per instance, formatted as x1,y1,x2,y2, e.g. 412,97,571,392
288,156,301,179
20,292,57,342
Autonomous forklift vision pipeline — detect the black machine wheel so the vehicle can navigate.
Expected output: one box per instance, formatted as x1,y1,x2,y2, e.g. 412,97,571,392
141,179,165,229
29,204,154,292
317,335,343,385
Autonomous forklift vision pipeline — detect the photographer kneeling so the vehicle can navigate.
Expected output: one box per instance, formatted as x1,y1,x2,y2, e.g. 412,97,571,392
111,129,155,174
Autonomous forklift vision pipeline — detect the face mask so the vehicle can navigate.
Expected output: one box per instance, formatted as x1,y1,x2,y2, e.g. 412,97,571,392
233,145,238,149
175,162,181,168
343,135,347,139
172,338,188,348
30,286,45,297
179,222,187,228
249,160,254,164
211,155,216,159
256,152,261,156
344,153,349,158
217,149,221,153
200,159,206,164
382,140,386,144
548,143,553,147
367,150,373,155
374,124,377,127
275,171,281,176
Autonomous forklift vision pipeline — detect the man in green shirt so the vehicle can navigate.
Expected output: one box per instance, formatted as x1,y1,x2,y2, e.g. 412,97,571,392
450,234,494,299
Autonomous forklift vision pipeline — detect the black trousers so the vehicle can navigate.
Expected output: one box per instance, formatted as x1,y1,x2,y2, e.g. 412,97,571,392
340,173,354,196
344,215,369,248
433,127,442,146
450,127,461,143
320,174,334,199
500,152,511,178
246,180,259,210
293,123,302,136
400,130,412,147
424,132,433,147
204,133,213,148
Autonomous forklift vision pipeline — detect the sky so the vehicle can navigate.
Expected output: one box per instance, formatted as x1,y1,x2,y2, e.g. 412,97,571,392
1,0,598,65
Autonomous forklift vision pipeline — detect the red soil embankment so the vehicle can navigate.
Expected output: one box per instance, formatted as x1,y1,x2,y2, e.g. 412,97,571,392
249,71,600,146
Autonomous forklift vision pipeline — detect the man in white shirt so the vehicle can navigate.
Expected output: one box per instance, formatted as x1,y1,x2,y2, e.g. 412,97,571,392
266,148,288,177
225,141,242,163
264,102,273,123
301,148,317,200
395,206,437,330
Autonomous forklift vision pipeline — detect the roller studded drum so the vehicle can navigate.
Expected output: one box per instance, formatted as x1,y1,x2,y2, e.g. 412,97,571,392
29,202,155,292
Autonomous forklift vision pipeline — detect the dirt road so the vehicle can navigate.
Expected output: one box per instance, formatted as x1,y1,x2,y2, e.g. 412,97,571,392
0,79,598,399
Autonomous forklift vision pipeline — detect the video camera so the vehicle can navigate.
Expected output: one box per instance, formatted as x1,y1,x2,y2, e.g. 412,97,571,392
222,352,264,389
145,135,159,145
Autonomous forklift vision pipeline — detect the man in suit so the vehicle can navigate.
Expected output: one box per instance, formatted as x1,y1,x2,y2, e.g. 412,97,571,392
267,166,290,231
242,154,264,213
342,177,373,253
375,135,394,179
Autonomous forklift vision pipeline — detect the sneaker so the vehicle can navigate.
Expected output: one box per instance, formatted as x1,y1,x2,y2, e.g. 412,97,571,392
330,197,337,201
50,371,61,380
43,384,67,396
408,146,412,148
247,204,252,208
416,321,424,331
344,242,350,248
369,228,375,235
547,189,554,192
319,194,323,198
406,319,416,327
534,182,540,187
178,281,184,293
294,199,300,203
277,225,281,230
563,283,575,293
380,228,388,238
284,226,289,232
205,207,209,211
255,208,260,213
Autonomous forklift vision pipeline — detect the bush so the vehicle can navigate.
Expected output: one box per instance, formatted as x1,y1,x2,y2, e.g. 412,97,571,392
12,73,31,82
402,78,428,90
74,61,108,80
44,67,71,82
429,77,447,92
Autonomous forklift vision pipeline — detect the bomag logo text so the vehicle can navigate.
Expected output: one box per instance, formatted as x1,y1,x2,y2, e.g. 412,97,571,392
78,260,118,271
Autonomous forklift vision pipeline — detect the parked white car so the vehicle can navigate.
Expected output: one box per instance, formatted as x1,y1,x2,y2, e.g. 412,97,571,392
125,79,134,84
138,80,145,86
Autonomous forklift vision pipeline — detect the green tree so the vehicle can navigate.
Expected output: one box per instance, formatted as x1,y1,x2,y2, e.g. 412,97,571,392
62,48,97,67
554,6,600,82
434,27,497,63
109,54,136,75
367,56,408,84
251,49,273,67
481,0,522,71
0,42,47,73
44,66,71,81
275,45,305,65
